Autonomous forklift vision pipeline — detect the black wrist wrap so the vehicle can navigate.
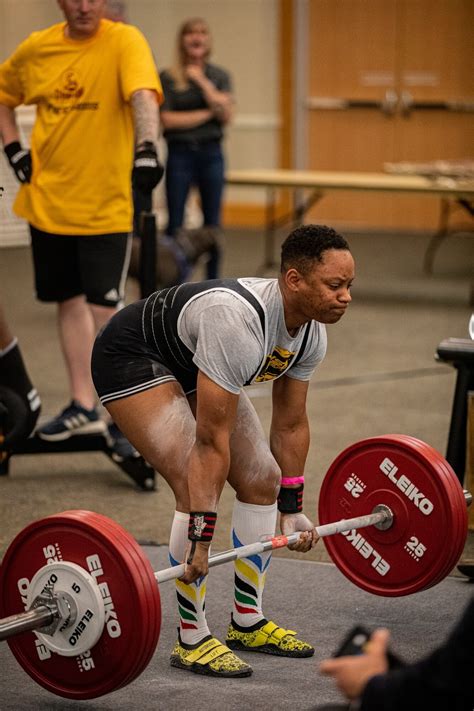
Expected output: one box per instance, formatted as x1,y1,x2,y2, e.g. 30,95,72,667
277,484,304,513
4,141,22,161
188,511,217,542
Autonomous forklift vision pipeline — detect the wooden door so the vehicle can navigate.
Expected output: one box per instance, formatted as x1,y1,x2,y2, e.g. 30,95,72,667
392,0,474,225
305,0,474,230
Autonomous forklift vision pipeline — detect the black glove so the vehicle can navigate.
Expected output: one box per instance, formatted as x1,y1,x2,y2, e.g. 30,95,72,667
132,141,164,194
4,141,32,183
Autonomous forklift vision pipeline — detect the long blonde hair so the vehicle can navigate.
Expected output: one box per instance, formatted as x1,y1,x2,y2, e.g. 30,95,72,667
169,17,211,91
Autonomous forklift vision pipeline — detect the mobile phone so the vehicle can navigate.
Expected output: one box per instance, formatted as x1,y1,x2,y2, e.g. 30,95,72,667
333,625,405,669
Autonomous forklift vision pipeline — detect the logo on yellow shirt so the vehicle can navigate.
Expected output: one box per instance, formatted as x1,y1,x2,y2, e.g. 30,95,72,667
254,346,295,382
54,70,84,101
46,69,98,114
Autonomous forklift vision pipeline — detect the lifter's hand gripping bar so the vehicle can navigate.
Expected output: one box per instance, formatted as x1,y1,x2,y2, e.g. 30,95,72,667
155,506,393,583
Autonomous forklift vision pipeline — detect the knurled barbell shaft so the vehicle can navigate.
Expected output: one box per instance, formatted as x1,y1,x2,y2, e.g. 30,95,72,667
0,605,56,642
155,508,391,583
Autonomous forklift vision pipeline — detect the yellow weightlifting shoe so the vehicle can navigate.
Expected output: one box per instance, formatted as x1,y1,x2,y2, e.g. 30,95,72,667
226,618,314,658
170,632,253,677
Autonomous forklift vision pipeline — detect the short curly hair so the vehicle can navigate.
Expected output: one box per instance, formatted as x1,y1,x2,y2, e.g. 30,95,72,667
280,224,350,275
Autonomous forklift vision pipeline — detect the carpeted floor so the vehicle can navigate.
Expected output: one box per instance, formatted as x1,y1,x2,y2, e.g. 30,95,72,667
1,227,473,561
1,224,473,708
1,546,473,710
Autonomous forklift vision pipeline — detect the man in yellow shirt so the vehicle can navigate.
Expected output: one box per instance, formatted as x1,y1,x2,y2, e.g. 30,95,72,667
0,0,163,447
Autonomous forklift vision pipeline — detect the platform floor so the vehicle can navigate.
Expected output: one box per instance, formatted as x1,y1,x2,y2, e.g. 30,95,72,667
1,546,473,710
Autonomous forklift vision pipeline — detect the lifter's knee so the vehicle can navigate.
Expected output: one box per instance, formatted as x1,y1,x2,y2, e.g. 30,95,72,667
231,460,281,505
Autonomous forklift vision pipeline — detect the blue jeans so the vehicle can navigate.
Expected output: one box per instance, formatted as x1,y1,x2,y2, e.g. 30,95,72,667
165,141,225,279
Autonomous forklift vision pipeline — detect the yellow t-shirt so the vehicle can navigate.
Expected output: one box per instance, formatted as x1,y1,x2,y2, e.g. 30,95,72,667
0,20,162,234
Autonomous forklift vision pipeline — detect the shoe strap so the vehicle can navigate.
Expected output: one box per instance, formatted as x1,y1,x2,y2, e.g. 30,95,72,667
184,637,232,665
253,621,296,646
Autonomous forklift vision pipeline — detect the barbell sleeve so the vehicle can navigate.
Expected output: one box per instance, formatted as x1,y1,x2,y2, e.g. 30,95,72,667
155,508,391,583
0,605,55,641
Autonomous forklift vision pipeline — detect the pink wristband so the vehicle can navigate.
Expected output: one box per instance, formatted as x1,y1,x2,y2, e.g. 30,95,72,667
280,476,305,485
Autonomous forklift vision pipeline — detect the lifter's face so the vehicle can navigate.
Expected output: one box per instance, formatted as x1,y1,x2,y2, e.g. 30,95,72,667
58,0,105,39
284,249,355,328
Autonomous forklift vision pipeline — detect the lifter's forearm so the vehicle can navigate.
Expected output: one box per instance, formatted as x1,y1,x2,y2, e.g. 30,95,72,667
187,440,229,511
130,89,160,148
270,418,310,480
0,104,20,146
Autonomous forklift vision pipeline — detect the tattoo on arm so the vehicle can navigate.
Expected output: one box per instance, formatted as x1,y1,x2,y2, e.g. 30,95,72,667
130,89,159,148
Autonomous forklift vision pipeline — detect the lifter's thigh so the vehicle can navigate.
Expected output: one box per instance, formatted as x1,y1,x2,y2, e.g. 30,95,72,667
227,391,280,504
106,382,196,508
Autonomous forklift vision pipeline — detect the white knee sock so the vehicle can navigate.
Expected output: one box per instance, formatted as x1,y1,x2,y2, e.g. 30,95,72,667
168,510,210,646
231,499,277,628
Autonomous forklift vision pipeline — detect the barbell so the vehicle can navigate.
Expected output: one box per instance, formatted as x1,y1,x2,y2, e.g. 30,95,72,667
0,434,471,700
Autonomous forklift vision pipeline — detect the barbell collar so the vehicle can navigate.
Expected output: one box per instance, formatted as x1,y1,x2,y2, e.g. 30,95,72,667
0,588,78,642
0,603,55,642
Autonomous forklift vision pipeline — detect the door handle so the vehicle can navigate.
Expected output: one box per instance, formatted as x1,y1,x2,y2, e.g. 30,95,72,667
306,97,382,110
399,92,474,116
307,92,399,116
399,90,413,117
381,90,398,116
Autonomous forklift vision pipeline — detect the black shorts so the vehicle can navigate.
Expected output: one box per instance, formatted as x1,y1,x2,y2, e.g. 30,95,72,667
30,226,131,306
91,299,198,405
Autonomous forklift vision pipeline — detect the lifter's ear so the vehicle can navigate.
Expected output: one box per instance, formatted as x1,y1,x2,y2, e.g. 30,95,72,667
283,268,303,292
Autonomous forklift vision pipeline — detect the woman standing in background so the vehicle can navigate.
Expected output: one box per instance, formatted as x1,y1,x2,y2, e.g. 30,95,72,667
159,18,233,279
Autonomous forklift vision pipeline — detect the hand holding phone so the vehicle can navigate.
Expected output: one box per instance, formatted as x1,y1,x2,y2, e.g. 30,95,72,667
334,625,405,669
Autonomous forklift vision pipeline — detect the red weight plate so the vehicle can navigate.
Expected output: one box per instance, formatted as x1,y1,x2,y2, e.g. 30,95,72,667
85,513,161,691
318,435,461,596
0,510,161,700
381,436,466,586
47,510,161,695
61,512,156,694
393,436,468,589
421,456,467,588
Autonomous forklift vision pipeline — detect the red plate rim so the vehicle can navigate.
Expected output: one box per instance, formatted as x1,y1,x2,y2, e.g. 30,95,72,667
67,512,154,695
55,511,161,695
393,436,468,588
86,513,161,692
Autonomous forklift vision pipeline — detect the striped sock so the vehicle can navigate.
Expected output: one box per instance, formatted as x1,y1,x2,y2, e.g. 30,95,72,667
231,500,277,628
168,510,210,646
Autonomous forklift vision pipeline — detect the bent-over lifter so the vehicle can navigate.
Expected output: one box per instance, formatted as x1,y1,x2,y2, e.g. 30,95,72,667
91,224,355,677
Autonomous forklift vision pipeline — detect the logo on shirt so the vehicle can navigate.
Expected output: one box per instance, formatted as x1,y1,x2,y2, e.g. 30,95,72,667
255,346,295,382
54,70,84,101
46,69,98,114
